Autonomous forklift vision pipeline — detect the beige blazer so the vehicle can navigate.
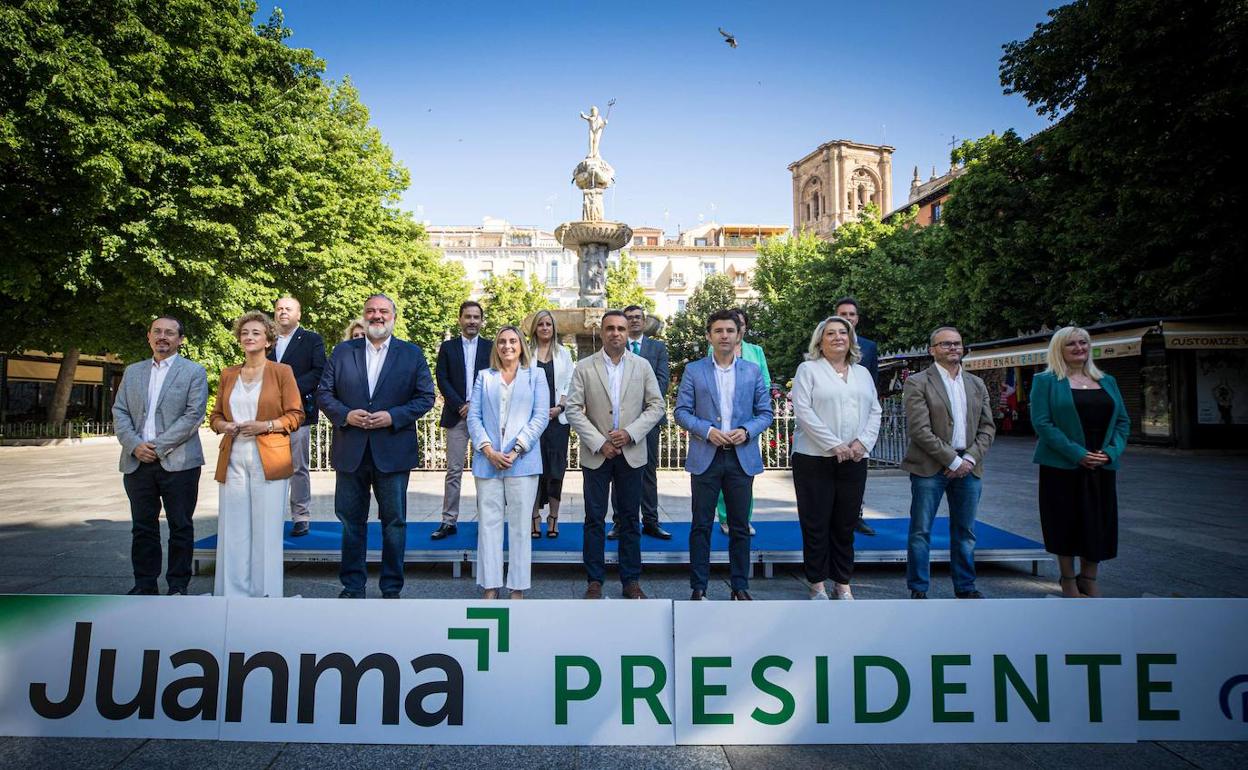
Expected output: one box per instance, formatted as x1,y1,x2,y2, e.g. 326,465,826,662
209,361,305,483
565,350,666,469
900,364,996,478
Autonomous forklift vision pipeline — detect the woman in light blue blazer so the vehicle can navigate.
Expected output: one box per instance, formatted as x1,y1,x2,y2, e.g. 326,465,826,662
467,325,550,599
1031,326,1130,598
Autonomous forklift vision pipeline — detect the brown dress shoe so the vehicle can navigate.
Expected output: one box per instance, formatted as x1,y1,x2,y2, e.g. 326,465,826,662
583,581,603,599
622,582,648,599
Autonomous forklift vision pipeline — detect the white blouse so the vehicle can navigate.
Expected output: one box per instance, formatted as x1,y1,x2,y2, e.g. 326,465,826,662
229,377,262,446
791,358,882,457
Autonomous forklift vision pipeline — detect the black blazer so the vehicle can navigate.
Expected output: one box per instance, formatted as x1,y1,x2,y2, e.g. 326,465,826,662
268,326,326,424
435,336,494,427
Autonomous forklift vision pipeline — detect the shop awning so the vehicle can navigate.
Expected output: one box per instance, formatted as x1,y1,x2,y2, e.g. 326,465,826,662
1161,321,1248,349
6,359,105,384
963,326,1155,371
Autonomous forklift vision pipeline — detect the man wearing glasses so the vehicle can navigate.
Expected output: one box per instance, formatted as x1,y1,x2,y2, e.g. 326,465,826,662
900,326,996,599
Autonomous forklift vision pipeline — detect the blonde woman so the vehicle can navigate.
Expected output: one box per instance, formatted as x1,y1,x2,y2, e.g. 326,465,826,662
1031,326,1130,598
527,309,574,538
790,316,881,600
342,318,367,341
467,325,550,598
210,311,305,597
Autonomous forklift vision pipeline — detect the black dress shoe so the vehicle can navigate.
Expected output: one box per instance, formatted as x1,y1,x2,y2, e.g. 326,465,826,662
690,589,707,600
854,518,877,536
955,589,985,599
338,589,365,599
731,590,754,601
290,520,310,537
431,523,457,540
382,591,400,599
910,589,928,599
606,524,620,541
127,586,158,596
642,523,672,540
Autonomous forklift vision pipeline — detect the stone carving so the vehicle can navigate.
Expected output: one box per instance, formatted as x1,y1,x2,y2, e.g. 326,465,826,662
579,105,607,159
576,242,609,305
581,189,604,222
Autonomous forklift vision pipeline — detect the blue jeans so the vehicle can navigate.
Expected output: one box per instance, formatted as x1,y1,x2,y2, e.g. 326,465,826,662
906,471,981,593
335,446,410,595
690,449,754,591
584,456,642,585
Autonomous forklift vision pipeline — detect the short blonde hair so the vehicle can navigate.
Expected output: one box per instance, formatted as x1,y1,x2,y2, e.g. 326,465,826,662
805,315,862,365
1044,326,1105,381
489,325,531,370
233,311,277,347
342,317,366,341
527,309,558,351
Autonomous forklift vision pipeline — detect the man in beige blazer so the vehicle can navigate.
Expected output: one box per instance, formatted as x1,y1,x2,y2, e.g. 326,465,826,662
901,326,996,600
565,309,666,599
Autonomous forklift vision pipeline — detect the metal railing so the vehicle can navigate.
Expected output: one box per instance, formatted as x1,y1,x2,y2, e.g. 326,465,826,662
308,397,907,472
0,421,115,440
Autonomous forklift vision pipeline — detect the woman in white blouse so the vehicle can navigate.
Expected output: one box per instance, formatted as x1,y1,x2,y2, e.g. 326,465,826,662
791,315,882,600
527,309,574,538
467,326,550,599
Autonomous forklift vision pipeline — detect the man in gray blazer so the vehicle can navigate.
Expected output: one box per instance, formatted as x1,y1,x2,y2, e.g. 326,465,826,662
609,304,672,540
566,309,666,599
112,316,209,595
901,326,996,600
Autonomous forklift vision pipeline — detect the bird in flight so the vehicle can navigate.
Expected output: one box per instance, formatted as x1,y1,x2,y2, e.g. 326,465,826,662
719,27,737,48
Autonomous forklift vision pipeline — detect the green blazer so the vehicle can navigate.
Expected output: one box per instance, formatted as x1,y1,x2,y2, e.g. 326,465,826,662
1030,371,1131,470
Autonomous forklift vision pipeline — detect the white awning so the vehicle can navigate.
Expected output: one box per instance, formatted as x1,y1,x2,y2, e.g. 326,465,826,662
963,326,1155,371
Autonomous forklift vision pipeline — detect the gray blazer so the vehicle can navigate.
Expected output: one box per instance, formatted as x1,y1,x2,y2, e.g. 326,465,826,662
112,355,209,474
900,365,995,478
565,350,665,469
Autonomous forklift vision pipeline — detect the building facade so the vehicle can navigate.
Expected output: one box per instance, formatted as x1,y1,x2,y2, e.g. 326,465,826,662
788,139,894,239
884,164,967,226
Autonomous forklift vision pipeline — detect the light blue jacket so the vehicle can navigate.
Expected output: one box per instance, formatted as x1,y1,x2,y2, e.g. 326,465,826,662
467,366,550,478
1030,371,1130,470
674,356,773,476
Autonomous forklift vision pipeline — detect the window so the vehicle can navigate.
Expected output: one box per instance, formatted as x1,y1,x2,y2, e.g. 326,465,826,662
671,272,686,287
546,260,559,286
633,236,645,246
676,299,687,312
931,202,943,223
646,236,658,246
701,261,717,278
639,261,653,284
694,237,708,247
479,269,493,282
733,272,747,287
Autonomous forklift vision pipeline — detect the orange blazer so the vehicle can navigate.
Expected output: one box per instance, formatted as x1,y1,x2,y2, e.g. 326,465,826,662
210,360,305,483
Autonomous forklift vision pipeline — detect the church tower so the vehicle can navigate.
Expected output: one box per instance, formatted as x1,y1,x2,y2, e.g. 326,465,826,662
788,140,894,240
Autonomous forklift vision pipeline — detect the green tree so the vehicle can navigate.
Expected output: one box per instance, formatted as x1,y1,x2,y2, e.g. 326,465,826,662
478,273,552,338
664,273,737,381
605,253,655,315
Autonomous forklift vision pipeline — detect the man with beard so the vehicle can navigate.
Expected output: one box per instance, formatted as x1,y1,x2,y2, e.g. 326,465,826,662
317,294,436,598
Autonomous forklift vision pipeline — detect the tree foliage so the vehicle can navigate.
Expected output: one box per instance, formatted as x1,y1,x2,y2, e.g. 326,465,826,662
478,273,552,339
605,253,655,315
664,273,738,382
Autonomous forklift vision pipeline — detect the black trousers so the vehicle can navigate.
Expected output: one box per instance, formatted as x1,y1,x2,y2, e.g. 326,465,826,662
792,453,867,585
122,462,200,591
613,426,661,528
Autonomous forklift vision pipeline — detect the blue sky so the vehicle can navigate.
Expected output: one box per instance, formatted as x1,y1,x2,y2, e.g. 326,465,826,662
259,0,1057,233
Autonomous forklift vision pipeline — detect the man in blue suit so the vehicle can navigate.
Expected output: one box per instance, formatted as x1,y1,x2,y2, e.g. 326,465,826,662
432,300,493,539
674,310,773,600
316,294,436,598
609,304,673,540
835,296,880,537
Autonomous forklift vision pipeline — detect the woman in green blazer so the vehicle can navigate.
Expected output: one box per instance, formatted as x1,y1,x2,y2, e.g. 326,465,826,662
1030,326,1131,598
711,309,773,535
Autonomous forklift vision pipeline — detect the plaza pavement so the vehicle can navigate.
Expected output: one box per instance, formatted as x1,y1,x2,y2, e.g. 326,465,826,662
0,435,1245,767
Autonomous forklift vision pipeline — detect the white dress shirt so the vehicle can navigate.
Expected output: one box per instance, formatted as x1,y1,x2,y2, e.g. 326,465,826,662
936,363,972,471
711,357,736,436
142,355,178,442
791,358,882,457
274,326,297,362
603,353,625,430
365,337,391,398
462,335,479,400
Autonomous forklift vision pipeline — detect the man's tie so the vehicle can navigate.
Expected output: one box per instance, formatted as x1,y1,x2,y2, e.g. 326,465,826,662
631,341,640,355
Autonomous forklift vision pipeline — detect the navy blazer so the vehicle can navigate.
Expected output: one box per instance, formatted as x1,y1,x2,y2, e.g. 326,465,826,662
268,326,326,424
435,336,494,428
632,336,670,426
316,337,436,473
857,336,879,387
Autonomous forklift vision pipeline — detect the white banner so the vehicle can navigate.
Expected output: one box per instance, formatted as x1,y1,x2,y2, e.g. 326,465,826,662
1,595,1245,744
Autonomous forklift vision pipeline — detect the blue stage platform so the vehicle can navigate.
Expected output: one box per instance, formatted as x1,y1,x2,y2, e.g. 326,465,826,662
193,518,1049,578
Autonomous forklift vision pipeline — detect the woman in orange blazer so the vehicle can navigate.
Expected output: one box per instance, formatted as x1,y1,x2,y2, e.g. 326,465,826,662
210,310,304,597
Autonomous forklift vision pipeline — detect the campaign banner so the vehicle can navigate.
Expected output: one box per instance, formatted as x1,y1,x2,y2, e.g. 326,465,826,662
673,599,1248,744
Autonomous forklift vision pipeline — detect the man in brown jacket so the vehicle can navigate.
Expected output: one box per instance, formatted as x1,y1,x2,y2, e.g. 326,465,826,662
901,326,996,599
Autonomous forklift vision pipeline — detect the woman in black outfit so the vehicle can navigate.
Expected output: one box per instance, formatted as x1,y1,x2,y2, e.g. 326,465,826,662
527,310,574,538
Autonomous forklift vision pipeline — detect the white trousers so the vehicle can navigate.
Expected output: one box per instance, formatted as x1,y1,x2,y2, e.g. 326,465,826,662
214,440,288,597
475,475,538,591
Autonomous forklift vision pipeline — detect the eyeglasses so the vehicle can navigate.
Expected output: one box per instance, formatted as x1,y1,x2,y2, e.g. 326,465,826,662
932,342,963,350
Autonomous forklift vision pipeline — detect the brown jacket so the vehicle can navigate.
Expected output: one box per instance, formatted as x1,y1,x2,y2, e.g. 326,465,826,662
900,364,995,478
210,360,304,483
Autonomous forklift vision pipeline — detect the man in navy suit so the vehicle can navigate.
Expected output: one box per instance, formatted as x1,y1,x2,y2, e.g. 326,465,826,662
835,297,880,537
432,300,493,539
270,296,325,537
316,294,436,598
609,304,672,540
675,310,773,600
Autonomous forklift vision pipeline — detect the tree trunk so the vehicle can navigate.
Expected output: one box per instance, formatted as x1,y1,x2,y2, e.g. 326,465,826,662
48,347,80,425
